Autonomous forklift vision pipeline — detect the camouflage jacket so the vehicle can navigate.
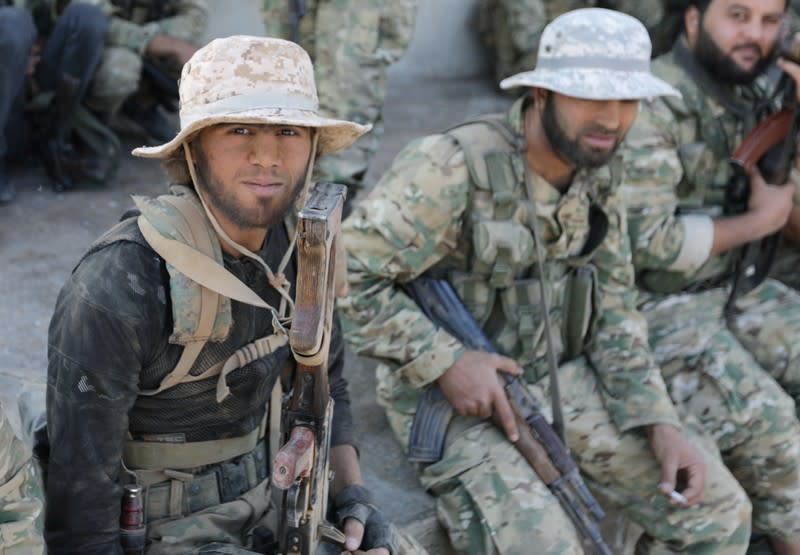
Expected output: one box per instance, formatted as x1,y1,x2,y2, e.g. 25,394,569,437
45,210,354,554
80,0,207,53
621,36,794,294
341,98,679,436
0,403,45,554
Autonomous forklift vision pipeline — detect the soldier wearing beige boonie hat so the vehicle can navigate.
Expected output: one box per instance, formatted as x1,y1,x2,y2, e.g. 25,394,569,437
499,7,680,100
133,35,370,160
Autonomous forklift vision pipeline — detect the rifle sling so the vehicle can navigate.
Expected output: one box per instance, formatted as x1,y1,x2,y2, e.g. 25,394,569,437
518,138,566,444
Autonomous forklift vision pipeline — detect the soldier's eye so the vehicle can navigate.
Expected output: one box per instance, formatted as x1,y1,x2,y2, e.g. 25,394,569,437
279,128,298,136
231,127,251,135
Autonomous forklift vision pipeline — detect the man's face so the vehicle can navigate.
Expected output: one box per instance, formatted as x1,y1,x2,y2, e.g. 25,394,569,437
688,0,785,84
540,92,639,169
193,123,313,232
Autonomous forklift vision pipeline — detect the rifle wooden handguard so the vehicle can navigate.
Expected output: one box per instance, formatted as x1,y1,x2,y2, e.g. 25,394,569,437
730,109,793,172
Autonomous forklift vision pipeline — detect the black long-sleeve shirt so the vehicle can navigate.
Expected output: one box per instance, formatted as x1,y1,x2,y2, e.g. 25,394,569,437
45,217,354,554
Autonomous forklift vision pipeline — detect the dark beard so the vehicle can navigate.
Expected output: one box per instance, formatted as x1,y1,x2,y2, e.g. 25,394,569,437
194,146,305,230
693,22,775,85
541,93,621,169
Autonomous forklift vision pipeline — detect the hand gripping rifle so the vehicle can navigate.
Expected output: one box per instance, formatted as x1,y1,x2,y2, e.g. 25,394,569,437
272,183,347,555
403,277,611,555
725,35,800,314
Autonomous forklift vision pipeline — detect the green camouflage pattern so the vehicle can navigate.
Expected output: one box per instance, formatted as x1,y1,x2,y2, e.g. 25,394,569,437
640,285,800,539
342,98,680,436
621,39,800,412
621,39,776,290
0,402,45,554
82,0,208,113
334,99,778,552
475,0,667,82
422,358,754,554
261,0,418,189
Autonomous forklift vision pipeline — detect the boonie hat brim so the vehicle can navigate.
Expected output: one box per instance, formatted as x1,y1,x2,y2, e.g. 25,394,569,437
500,68,681,100
133,107,371,159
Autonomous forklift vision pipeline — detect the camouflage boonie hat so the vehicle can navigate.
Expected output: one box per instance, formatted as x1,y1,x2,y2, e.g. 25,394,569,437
499,8,680,100
133,36,371,158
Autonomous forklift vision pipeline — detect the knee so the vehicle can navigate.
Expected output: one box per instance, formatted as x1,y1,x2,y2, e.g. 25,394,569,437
59,2,108,43
0,7,36,54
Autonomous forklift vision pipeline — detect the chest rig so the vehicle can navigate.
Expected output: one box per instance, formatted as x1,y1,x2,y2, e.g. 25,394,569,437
443,114,612,382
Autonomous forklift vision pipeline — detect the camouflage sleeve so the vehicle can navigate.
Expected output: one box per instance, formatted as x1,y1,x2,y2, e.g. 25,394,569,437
340,134,470,387
621,97,714,274
153,0,208,44
586,185,681,431
45,242,162,555
0,403,44,554
87,0,207,53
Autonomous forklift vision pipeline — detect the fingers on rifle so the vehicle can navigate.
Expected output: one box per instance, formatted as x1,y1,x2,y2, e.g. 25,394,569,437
343,518,365,552
492,353,523,376
491,387,519,442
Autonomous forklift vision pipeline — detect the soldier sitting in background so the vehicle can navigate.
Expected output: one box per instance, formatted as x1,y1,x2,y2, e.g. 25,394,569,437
475,0,669,83
81,0,208,144
261,0,419,201
0,0,108,201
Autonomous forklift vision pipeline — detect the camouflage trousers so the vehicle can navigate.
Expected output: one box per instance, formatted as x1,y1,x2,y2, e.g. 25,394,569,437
641,283,800,540
261,0,418,190
0,402,45,554
381,349,800,554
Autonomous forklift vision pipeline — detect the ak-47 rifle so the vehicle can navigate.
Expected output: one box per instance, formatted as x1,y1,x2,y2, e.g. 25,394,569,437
725,34,800,313
288,0,307,44
404,277,611,555
272,182,347,555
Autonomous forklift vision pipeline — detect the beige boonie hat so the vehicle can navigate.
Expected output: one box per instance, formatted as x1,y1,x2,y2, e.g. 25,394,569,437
133,35,371,158
500,8,680,100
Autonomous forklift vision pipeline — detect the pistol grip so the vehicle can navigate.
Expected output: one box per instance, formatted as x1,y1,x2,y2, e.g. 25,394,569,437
273,426,315,490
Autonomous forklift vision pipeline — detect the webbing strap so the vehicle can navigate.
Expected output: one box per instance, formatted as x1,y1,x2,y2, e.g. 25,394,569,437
138,216,278,312
124,424,265,470
215,333,289,402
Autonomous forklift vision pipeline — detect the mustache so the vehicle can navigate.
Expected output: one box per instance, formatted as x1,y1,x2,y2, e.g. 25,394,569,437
732,42,763,56
580,124,621,138
236,168,287,181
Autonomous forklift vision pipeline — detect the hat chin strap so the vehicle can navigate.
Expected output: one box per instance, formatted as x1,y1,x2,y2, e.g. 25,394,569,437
182,131,320,325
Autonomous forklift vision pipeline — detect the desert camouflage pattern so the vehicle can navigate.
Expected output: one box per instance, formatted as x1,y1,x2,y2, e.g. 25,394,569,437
621,39,800,417
476,0,666,82
0,402,45,554
82,0,208,113
132,35,370,159
498,7,679,100
339,99,765,552
261,0,418,189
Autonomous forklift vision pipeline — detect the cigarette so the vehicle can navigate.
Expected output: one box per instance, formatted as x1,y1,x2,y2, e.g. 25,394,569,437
668,489,688,505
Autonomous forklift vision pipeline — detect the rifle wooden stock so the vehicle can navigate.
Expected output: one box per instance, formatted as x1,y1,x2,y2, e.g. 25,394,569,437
273,182,347,555
730,109,794,179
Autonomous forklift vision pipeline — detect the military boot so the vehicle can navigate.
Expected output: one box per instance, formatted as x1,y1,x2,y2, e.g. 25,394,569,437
41,74,82,192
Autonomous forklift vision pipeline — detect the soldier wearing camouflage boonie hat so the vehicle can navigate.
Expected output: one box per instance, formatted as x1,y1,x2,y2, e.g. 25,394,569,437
499,8,680,99
45,36,403,555
338,7,770,554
